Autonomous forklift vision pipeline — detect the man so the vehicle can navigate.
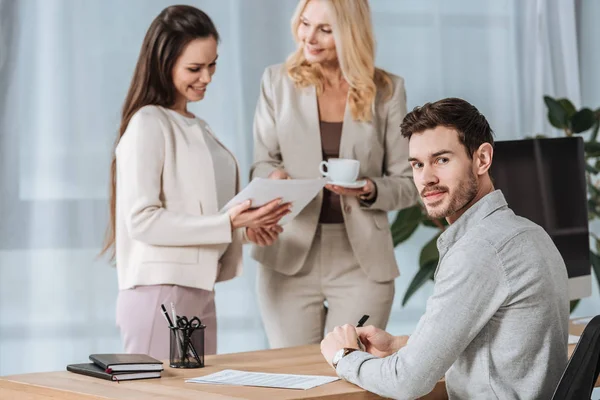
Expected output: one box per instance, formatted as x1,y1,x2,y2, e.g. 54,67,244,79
320,98,569,399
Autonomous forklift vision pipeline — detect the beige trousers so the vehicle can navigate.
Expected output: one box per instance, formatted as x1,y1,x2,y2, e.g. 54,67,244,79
116,285,217,360
257,224,395,348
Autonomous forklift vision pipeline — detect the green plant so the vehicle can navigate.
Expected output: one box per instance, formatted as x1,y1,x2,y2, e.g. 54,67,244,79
392,96,600,310
391,205,447,306
543,96,600,311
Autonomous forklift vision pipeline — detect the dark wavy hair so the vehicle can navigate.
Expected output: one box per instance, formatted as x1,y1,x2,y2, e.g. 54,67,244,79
401,97,495,158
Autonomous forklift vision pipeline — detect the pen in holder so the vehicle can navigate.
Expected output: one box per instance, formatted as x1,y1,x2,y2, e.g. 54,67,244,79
169,316,205,369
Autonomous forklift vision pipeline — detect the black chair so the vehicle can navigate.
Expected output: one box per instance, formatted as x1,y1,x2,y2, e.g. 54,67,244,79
552,315,600,399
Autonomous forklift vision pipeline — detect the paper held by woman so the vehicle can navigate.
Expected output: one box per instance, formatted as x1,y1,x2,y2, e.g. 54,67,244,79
220,178,327,225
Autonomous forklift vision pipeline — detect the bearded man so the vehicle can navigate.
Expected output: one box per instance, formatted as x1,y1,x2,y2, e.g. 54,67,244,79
320,98,569,400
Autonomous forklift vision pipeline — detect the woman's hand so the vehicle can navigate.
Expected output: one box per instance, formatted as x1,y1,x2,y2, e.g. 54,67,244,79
246,225,283,246
325,178,376,199
268,169,290,180
228,198,291,230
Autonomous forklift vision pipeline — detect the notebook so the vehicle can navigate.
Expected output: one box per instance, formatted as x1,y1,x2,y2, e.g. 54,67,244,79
67,363,161,381
89,354,163,372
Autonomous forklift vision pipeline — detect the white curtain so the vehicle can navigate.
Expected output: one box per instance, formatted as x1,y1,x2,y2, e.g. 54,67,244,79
515,0,581,136
0,0,593,375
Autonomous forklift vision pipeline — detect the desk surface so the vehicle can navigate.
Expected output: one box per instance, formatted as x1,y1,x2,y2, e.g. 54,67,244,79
0,320,594,400
0,345,447,400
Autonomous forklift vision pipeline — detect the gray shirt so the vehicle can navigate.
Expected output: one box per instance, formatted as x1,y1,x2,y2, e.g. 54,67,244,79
336,190,569,399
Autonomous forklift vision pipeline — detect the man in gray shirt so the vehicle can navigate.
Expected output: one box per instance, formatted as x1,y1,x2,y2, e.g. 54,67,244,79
320,98,569,399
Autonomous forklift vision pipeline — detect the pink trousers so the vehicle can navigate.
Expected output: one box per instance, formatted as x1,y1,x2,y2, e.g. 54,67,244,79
116,285,217,360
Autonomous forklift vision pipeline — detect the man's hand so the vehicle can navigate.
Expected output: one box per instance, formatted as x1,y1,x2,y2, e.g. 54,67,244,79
356,325,408,358
320,324,359,368
246,225,283,246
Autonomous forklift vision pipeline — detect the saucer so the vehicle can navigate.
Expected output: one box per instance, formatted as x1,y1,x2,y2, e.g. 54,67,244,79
327,179,367,189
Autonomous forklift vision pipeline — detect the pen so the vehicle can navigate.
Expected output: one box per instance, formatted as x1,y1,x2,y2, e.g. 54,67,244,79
357,314,369,327
355,315,369,351
160,304,175,327
170,302,178,326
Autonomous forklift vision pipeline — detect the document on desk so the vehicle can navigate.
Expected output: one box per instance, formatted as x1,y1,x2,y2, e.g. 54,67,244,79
221,178,327,225
568,334,580,344
186,369,339,390
572,316,593,325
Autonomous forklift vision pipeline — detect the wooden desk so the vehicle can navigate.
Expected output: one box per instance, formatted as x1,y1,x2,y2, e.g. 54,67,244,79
0,345,447,400
0,320,594,400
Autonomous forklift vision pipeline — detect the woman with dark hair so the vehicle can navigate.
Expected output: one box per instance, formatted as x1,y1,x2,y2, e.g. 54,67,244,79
101,5,290,358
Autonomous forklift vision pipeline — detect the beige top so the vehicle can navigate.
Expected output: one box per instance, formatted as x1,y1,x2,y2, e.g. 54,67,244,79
164,108,237,259
115,105,243,291
250,64,418,282
164,109,236,211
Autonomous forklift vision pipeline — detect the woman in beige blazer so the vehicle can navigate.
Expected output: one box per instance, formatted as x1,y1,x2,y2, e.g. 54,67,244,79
100,5,290,359
251,0,418,348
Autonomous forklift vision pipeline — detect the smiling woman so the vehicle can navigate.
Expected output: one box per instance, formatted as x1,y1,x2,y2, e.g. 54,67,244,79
171,41,219,107
99,5,290,360
250,0,418,349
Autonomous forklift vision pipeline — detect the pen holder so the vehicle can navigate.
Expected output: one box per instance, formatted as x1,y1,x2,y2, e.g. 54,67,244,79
169,325,205,368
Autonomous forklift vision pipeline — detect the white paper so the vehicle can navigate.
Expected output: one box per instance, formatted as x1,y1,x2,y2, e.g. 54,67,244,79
221,178,327,225
186,369,339,390
568,334,580,344
572,316,593,325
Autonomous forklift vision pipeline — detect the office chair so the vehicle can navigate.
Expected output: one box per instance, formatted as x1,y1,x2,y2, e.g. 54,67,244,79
551,315,600,400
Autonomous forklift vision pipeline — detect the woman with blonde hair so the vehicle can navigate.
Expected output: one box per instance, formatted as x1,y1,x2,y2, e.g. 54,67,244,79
251,0,417,348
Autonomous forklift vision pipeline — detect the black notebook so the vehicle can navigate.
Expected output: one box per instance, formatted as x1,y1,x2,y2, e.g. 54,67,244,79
89,354,163,372
67,363,161,381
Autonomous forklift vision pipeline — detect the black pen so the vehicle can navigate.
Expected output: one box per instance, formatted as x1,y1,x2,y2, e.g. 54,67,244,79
356,315,369,351
357,314,369,328
160,304,175,327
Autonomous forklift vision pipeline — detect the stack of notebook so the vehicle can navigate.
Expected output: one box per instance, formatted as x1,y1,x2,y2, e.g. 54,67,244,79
67,354,164,382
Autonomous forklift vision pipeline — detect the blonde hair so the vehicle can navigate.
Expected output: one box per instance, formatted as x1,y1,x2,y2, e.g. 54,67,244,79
286,0,393,122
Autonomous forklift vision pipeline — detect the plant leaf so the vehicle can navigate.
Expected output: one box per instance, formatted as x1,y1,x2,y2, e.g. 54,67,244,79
419,233,440,267
571,108,596,133
402,260,436,306
586,163,600,174
558,98,577,119
570,299,580,313
588,199,599,220
548,113,565,130
544,95,568,129
391,205,423,246
422,218,449,229
589,250,600,289
584,141,600,158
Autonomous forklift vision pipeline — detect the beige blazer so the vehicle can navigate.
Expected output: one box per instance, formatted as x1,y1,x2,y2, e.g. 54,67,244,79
115,105,243,291
250,64,418,282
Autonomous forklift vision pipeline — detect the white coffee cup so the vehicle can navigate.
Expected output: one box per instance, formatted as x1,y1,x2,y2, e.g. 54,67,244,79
319,158,360,183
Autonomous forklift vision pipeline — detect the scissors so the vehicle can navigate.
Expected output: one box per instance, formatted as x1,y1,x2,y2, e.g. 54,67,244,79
176,316,203,366
176,316,202,329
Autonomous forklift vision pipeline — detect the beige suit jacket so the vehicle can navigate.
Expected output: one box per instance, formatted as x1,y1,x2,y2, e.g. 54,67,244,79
250,64,418,282
115,105,243,291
